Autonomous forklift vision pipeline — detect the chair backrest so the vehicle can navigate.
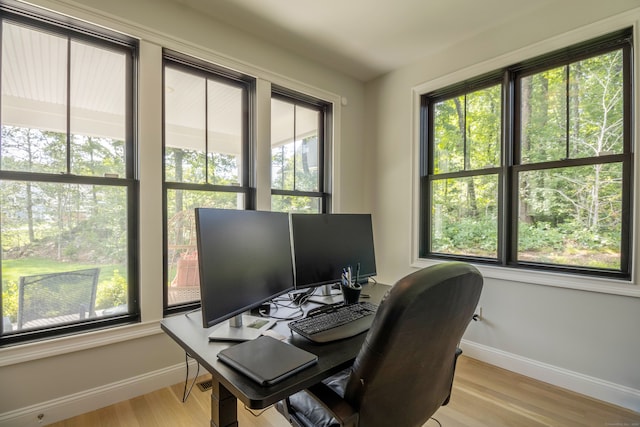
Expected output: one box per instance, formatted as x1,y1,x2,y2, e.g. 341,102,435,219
17,268,100,329
344,262,483,426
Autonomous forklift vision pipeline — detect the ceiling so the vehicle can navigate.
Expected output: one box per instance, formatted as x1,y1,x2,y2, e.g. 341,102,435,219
173,0,560,81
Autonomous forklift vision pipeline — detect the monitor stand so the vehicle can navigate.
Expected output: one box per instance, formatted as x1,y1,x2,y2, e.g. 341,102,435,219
308,284,344,305
208,313,276,342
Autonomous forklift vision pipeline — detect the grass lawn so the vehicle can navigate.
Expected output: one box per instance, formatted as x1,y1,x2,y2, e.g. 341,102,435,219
2,258,122,284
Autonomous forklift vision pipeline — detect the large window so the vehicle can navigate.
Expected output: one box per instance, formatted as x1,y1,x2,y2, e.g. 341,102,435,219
421,29,632,279
163,52,252,309
0,11,138,344
271,90,330,213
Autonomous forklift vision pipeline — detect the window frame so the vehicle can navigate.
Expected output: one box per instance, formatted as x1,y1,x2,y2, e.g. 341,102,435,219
0,8,140,346
162,51,255,315
271,87,331,213
419,28,633,281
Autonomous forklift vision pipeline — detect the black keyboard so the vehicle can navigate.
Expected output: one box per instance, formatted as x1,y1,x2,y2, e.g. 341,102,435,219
288,302,378,343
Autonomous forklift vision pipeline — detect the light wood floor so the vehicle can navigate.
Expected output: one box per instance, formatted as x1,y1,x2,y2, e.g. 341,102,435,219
49,356,639,427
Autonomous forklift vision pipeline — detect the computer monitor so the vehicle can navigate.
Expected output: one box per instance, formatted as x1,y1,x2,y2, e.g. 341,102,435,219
195,208,294,340
291,213,377,291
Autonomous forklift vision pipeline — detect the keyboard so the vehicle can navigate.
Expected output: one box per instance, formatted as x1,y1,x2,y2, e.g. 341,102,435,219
288,302,378,343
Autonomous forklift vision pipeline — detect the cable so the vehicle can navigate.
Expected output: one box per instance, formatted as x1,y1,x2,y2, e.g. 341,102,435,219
267,310,304,321
268,297,304,320
429,416,442,426
182,351,200,403
243,404,272,417
183,307,200,317
287,287,316,306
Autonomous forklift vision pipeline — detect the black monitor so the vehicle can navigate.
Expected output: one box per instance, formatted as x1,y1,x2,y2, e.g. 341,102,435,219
291,213,376,290
195,208,294,340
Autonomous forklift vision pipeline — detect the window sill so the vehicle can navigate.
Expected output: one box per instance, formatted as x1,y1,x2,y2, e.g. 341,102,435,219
0,321,162,367
411,258,640,298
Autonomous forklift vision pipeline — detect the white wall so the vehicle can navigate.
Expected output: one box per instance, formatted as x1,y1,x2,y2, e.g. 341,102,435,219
0,0,366,424
365,1,640,412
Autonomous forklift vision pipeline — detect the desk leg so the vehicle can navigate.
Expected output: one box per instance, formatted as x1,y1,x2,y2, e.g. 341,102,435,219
211,380,238,427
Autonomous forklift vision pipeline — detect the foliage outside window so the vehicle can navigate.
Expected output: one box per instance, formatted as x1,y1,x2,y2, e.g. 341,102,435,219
163,53,252,309
421,29,632,278
0,14,138,344
271,91,329,213
429,85,501,258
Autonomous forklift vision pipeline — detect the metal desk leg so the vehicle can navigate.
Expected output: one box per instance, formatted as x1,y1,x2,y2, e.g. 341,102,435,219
211,380,238,427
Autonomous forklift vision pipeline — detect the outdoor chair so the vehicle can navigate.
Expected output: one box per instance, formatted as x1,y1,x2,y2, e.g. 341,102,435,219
17,268,100,330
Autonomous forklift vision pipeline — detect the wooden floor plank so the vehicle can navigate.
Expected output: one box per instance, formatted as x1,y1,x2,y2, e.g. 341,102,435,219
48,356,639,426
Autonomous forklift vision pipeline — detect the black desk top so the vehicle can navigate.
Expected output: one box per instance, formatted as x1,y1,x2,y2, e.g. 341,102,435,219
160,282,388,409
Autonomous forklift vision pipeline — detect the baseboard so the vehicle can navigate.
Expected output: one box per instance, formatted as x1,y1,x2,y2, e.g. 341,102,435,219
4,342,638,426
0,359,200,427
460,339,640,413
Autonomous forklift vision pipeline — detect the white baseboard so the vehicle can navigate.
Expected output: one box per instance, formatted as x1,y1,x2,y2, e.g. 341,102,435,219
4,341,638,426
0,359,200,427
460,339,640,413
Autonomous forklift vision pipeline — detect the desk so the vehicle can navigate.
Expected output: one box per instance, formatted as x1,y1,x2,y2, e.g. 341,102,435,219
160,283,388,427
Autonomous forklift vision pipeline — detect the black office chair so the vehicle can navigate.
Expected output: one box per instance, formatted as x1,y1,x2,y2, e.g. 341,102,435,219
276,261,483,427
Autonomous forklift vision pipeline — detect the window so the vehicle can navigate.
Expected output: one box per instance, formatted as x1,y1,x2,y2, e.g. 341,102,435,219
271,90,330,213
427,83,502,259
163,52,253,309
421,29,632,279
0,10,138,344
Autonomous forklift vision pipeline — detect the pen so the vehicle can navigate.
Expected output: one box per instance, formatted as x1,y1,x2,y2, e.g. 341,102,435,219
348,266,352,288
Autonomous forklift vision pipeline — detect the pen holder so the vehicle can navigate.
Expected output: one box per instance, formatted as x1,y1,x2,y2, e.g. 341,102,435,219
341,282,362,304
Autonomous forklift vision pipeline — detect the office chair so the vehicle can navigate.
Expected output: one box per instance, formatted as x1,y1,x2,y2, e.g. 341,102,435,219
277,261,483,427
17,268,100,329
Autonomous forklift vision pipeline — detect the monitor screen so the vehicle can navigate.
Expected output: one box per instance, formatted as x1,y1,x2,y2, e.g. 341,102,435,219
195,208,295,329
291,213,376,289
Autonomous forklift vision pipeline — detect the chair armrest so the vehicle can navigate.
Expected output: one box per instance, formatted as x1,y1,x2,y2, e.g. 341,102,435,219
305,382,359,427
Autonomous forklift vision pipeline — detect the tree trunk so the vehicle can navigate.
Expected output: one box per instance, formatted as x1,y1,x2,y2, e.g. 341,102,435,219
519,78,533,224
453,97,478,217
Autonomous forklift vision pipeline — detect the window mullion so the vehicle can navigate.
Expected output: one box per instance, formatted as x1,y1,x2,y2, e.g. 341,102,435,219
281,146,285,190
292,104,297,191
66,36,71,174
463,95,469,171
205,78,209,184
565,65,570,160
501,70,513,266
